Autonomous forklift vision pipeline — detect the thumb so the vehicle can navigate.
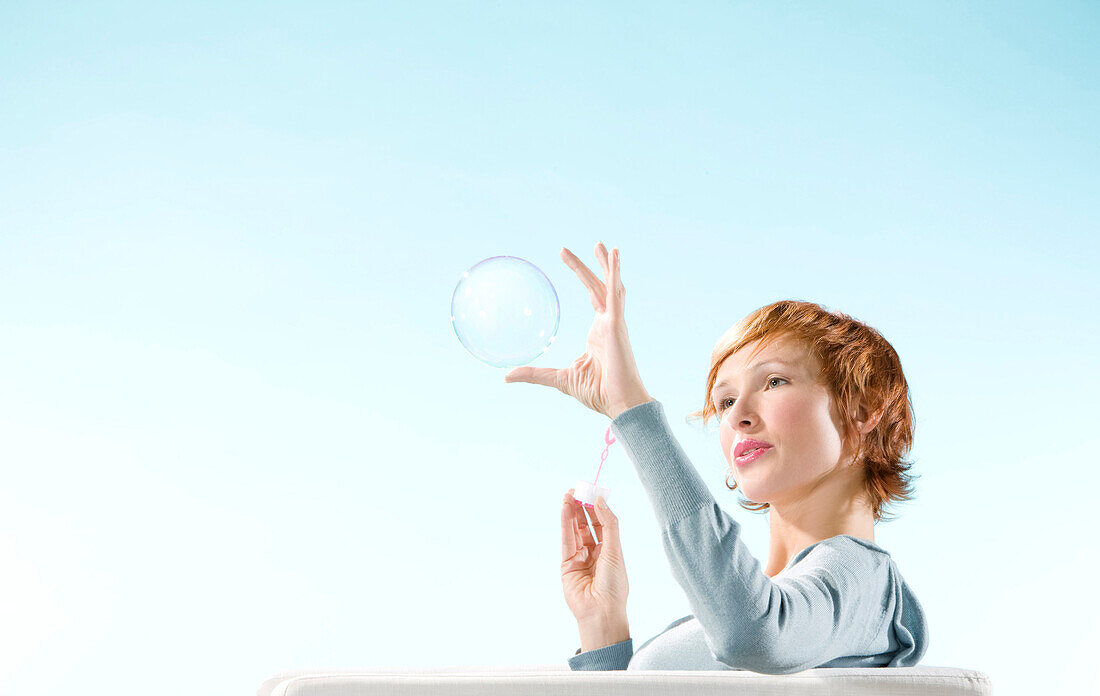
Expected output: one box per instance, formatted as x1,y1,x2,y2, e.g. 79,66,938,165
593,498,622,551
504,366,560,387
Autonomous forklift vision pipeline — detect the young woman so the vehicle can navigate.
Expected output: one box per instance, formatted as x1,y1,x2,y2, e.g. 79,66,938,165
505,243,927,674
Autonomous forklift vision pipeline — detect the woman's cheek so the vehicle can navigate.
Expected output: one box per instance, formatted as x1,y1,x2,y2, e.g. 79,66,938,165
719,417,734,462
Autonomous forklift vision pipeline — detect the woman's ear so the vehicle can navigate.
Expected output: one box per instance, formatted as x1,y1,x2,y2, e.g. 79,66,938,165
852,402,883,437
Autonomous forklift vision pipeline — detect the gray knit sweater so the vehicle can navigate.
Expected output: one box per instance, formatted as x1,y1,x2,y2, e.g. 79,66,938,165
567,400,928,673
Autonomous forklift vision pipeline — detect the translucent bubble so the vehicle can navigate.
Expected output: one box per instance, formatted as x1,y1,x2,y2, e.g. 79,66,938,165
451,255,560,368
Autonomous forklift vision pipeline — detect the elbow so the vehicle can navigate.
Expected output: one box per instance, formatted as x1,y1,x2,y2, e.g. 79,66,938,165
715,637,814,676
710,634,769,673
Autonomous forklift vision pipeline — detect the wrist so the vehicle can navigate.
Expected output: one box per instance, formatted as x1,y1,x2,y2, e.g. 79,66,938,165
577,614,630,652
608,393,653,420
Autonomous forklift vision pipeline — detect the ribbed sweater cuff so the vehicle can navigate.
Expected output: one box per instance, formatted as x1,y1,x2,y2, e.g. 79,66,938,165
567,638,634,670
610,400,714,528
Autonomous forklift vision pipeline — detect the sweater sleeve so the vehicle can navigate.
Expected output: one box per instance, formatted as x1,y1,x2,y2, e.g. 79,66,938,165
567,638,634,670
609,400,883,675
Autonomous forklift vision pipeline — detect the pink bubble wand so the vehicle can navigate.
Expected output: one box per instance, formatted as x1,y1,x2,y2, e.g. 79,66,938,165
573,425,616,509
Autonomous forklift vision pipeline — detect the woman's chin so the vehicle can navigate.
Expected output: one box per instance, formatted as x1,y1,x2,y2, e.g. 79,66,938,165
737,480,770,502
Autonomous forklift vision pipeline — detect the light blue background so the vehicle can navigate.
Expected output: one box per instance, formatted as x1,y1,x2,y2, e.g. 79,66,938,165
1,2,1097,695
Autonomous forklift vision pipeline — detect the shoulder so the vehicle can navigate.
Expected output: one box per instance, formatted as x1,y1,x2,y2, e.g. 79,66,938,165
827,534,893,561
787,535,893,582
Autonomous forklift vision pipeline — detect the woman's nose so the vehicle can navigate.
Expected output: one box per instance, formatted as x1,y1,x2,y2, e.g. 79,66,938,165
721,404,752,428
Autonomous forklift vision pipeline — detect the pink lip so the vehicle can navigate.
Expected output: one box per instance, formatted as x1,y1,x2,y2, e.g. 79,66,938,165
735,446,772,467
734,438,773,458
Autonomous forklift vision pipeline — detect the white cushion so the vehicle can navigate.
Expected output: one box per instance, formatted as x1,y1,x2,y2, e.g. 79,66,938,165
258,665,991,696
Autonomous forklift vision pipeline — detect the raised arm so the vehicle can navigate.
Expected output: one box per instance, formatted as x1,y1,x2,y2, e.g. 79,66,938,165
609,400,885,674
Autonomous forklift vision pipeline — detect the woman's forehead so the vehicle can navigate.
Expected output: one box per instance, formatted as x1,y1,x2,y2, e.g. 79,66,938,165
724,337,813,373
730,334,809,367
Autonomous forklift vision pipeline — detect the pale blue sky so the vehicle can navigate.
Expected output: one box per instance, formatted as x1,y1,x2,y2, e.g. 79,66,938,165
1,2,1098,695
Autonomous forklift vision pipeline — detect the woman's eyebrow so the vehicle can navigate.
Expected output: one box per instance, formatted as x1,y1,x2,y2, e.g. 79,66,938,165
712,360,794,396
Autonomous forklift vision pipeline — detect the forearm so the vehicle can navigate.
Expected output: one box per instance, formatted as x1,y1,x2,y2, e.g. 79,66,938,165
578,615,631,652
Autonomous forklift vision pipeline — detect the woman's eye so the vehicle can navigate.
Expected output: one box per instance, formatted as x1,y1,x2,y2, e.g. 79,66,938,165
716,377,786,413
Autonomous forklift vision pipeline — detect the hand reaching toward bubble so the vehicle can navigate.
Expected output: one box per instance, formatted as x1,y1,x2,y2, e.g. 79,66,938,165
504,243,652,420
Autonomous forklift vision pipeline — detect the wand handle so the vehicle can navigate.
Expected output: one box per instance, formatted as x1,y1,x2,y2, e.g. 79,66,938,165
593,424,616,486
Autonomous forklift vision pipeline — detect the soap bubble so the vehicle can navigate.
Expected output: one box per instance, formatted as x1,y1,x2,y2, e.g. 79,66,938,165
451,255,560,368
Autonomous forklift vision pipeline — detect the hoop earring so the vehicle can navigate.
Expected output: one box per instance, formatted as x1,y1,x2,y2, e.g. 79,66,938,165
725,471,738,489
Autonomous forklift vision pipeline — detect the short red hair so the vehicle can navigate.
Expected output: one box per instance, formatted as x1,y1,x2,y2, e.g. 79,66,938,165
686,300,920,523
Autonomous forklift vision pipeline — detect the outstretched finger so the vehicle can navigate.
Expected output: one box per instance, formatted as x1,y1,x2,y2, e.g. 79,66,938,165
561,247,607,313
595,242,610,281
608,247,622,317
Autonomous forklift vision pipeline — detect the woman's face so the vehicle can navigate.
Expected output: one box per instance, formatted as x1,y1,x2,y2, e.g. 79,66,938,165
714,337,852,505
